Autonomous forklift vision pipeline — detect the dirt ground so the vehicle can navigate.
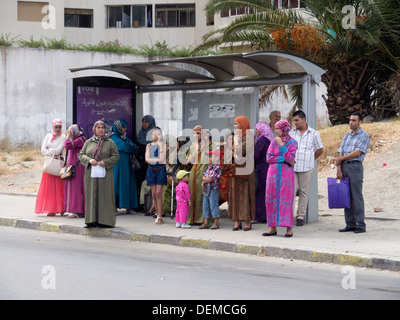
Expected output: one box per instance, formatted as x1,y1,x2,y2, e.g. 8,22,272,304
1,123,399,221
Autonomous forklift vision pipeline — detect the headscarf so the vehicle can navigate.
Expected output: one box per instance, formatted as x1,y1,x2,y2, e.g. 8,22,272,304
193,124,205,144
192,125,209,152
50,119,62,142
69,124,85,140
234,116,251,137
111,119,128,140
275,119,293,144
255,121,274,143
137,115,156,145
91,120,109,161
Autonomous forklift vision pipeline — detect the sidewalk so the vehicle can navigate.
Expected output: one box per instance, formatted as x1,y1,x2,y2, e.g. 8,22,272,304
1,193,400,272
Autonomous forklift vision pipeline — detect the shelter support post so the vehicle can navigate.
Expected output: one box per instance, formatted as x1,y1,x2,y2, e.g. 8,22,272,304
302,75,319,223
135,91,144,136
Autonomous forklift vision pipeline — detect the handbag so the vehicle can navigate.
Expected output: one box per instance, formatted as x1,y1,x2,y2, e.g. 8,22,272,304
43,150,64,176
327,177,351,209
60,160,80,180
130,154,141,172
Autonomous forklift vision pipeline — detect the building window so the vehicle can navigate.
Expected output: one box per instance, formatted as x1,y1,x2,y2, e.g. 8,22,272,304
155,4,195,27
220,7,252,18
220,1,304,18
206,14,214,26
107,5,153,28
17,1,49,22
65,9,93,28
273,0,303,9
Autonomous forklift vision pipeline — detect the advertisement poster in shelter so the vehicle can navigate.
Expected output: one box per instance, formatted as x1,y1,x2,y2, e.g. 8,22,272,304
76,86,133,139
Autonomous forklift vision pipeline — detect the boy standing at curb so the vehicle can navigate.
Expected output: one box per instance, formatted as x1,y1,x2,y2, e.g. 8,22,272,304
175,170,192,228
200,150,222,230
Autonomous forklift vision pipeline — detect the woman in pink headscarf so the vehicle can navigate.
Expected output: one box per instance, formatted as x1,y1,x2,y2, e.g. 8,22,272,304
35,119,66,216
264,120,298,237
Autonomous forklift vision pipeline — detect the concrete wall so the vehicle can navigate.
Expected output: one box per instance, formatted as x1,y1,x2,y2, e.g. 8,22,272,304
0,46,182,145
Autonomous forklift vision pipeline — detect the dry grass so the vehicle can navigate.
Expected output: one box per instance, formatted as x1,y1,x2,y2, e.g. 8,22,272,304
0,146,42,176
317,118,400,171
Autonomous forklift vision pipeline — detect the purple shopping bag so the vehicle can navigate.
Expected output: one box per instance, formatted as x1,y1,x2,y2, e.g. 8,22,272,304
327,177,351,209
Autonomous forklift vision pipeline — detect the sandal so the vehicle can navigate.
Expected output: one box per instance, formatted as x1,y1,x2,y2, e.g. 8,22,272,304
199,224,209,229
210,224,219,230
154,217,164,225
232,223,242,231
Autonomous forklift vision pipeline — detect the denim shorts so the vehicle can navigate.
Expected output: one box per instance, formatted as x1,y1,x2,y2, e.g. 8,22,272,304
146,164,167,186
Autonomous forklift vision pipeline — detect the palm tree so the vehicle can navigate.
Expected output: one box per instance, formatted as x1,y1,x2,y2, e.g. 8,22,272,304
360,0,400,116
194,0,400,124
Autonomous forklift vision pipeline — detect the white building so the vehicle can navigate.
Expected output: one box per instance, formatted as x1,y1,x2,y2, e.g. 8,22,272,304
1,0,307,49
1,1,330,146
0,0,211,48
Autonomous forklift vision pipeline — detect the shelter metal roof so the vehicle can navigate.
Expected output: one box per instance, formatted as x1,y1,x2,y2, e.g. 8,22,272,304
69,51,325,92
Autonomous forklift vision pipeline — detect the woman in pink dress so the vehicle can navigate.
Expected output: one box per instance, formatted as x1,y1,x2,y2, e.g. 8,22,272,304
35,119,66,216
264,120,298,237
64,124,86,218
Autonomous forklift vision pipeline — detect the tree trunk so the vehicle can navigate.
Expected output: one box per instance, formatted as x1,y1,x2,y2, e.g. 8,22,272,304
321,59,378,125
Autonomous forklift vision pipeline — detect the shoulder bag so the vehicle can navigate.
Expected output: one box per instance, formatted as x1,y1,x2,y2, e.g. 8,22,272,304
60,160,80,180
43,149,64,176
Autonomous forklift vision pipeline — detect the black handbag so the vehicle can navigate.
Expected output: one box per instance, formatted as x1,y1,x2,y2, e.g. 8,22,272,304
130,154,141,172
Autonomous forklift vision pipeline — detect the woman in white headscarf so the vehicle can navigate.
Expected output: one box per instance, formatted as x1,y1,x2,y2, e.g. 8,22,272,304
35,119,66,216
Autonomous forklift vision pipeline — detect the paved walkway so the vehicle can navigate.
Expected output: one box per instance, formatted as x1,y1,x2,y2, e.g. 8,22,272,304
1,193,399,272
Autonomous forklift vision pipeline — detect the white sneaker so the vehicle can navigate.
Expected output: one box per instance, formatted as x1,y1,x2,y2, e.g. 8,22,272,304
176,222,181,228
181,224,191,228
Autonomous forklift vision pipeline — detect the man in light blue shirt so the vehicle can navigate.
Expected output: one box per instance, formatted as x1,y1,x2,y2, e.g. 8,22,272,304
336,112,370,233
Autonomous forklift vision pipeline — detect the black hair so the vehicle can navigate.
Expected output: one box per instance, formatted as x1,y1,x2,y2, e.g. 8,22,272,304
293,110,306,119
351,112,363,121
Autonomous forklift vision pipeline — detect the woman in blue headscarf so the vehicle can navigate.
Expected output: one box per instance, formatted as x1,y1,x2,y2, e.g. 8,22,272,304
110,119,138,213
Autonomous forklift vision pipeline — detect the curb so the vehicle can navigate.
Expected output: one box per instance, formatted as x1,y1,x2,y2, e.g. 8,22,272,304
1,217,400,272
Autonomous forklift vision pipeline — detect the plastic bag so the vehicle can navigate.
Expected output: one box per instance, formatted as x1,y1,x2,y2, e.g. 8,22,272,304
327,177,351,209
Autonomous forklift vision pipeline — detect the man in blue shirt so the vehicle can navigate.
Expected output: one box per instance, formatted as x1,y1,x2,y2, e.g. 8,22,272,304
336,112,370,233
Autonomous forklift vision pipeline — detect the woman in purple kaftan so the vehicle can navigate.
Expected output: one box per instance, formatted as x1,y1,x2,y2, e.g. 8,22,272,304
254,121,274,223
64,125,86,218
264,120,298,237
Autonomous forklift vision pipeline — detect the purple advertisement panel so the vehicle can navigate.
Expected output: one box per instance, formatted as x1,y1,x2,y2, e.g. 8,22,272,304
76,86,133,139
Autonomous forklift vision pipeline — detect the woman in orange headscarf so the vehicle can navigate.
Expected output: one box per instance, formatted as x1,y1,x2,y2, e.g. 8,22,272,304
186,125,213,225
228,116,256,231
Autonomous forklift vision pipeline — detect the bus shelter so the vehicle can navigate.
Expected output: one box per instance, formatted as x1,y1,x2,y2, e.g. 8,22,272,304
69,51,326,223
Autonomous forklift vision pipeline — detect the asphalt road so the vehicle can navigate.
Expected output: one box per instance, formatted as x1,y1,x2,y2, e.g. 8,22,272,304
1,226,399,301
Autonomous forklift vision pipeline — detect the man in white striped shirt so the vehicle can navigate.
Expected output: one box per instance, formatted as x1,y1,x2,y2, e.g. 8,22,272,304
290,111,324,226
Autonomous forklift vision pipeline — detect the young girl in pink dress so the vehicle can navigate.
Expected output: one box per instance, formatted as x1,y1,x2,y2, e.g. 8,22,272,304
175,170,191,228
